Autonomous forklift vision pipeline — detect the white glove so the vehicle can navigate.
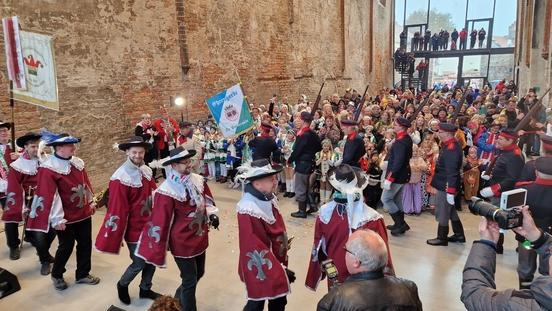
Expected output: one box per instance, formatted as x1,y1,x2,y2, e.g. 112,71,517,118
383,179,392,190
446,193,455,205
480,171,491,181
480,187,494,198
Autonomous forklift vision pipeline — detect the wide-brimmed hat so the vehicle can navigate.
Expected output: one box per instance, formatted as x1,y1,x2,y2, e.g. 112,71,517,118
117,136,152,151
16,132,42,148
328,164,369,194
40,129,81,147
0,121,11,130
395,116,412,128
161,147,197,166
237,158,282,181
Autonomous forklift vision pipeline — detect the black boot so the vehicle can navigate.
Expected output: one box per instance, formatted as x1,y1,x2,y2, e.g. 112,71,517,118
9,247,20,260
139,288,162,300
386,212,400,230
496,233,504,254
291,201,307,218
288,192,295,198
283,192,290,198
427,226,449,246
519,278,533,290
448,220,466,243
306,201,318,214
390,212,410,236
117,282,131,305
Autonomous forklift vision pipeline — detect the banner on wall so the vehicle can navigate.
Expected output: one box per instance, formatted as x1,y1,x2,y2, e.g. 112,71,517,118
12,31,59,111
205,83,254,138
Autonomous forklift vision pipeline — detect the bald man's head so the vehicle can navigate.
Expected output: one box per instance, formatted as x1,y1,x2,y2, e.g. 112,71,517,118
345,230,388,274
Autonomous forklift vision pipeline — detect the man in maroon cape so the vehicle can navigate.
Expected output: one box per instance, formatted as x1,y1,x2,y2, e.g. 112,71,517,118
306,164,394,291
2,132,56,275
26,130,99,291
135,147,219,311
236,158,295,311
95,136,161,304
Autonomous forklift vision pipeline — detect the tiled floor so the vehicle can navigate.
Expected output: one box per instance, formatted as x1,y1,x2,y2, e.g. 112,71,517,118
0,182,521,310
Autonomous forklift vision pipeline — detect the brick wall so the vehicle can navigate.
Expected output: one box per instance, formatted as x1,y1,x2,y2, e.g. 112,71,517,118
0,0,392,188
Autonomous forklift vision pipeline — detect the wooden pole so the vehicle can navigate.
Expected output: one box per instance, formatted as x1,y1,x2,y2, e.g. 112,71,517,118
9,80,15,150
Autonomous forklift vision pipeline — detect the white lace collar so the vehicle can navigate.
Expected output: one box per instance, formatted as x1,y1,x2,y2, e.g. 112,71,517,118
156,168,204,203
110,159,153,188
236,192,277,224
40,155,84,175
10,157,39,175
319,199,382,230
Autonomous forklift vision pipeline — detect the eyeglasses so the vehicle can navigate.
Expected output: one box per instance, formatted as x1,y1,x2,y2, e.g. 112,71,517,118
343,246,362,264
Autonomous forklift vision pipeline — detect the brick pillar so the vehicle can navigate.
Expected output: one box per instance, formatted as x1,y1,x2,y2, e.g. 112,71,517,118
175,0,190,76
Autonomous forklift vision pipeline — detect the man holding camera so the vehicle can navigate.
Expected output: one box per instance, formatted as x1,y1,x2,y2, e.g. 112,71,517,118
515,157,552,289
480,128,525,253
427,123,465,246
461,206,552,310
317,230,422,311
235,159,293,311
135,147,219,311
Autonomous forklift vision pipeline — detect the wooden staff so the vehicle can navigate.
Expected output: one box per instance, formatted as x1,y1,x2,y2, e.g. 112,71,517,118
353,84,370,122
310,81,326,117
514,88,551,133
9,80,15,150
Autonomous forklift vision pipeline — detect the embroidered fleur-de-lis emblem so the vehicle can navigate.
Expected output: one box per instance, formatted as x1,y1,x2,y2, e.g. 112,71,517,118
246,249,272,281
70,184,91,209
147,222,161,249
29,195,44,219
104,215,120,237
140,195,153,217
4,192,16,211
187,210,208,236
276,232,289,257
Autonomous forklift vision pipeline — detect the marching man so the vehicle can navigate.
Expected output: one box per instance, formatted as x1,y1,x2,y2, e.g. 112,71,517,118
0,121,19,260
1,132,56,274
26,130,100,290
135,147,219,311
95,136,161,304
236,158,294,311
306,164,394,291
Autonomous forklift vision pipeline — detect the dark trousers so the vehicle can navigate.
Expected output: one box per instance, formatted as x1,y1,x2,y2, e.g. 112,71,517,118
119,242,156,290
364,185,382,209
51,217,92,280
435,191,460,226
174,253,206,311
4,222,20,249
244,297,287,311
517,241,548,281
29,230,56,263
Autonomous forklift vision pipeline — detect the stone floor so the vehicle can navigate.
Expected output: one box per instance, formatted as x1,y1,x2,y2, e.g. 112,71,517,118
0,181,522,311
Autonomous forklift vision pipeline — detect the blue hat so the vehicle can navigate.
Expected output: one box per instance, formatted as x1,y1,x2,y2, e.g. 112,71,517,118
40,129,81,147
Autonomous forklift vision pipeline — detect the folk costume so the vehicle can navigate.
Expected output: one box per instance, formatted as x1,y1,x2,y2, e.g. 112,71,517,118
135,147,218,311
95,136,160,304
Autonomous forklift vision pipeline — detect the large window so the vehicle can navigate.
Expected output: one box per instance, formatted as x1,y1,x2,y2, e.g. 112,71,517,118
393,0,515,88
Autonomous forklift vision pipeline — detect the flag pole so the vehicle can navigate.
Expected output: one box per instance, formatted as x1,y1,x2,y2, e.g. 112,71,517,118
9,80,15,150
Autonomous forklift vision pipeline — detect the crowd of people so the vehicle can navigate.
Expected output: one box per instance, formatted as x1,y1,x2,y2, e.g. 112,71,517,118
401,27,488,52
1,76,552,311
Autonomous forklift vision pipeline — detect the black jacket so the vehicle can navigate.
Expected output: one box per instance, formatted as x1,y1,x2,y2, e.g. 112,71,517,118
342,133,365,167
431,138,463,193
289,128,322,174
386,132,413,184
516,179,552,233
487,146,525,194
317,270,423,311
249,136,281,163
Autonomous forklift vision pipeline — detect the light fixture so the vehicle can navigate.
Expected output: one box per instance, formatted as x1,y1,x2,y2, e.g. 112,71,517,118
174,96,185,106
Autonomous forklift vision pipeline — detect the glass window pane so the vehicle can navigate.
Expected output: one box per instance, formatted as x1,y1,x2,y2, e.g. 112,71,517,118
488,54,514,82
428,0,466,34
492,0,516,47
394,0,406,51
467,0,494,19
462,55,489,77
428,57,459,89
405,0,429,25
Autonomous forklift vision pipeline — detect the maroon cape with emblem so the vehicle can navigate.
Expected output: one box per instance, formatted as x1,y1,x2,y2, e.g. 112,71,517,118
135,181,214,267
1,159,37,223
95,177,157,254
237,205,290,300
305,207,394,291
26,159,94,232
